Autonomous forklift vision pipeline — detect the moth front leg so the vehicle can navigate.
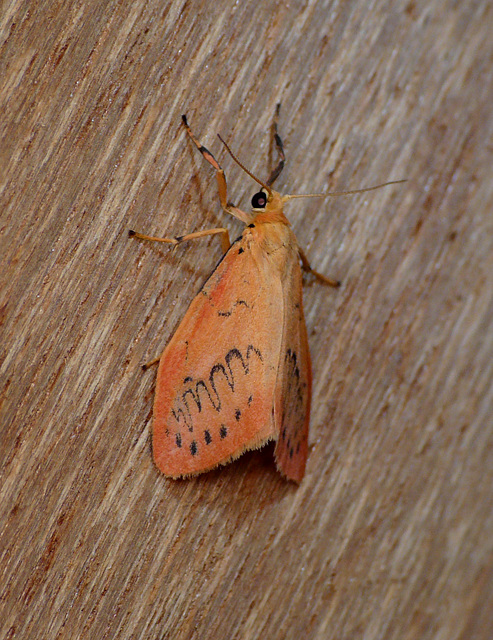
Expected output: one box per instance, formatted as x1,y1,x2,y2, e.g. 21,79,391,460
267,103,286,187
182,115,251,224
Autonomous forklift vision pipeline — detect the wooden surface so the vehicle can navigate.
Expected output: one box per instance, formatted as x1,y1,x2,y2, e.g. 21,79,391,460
1,1,492,638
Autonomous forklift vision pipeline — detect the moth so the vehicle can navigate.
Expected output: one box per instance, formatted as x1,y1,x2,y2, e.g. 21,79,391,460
130,107,402,482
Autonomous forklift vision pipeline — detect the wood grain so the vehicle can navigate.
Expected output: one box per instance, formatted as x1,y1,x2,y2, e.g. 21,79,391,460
1,1,492,638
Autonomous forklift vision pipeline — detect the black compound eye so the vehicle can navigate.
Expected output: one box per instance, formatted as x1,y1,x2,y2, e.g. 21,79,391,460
251,191,267,208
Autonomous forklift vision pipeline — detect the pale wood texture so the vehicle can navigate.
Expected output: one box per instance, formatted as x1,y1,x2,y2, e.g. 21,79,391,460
1,1,492,638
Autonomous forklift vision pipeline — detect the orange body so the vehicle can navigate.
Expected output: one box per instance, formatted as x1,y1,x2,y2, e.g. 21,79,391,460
132,114,402,480
153,193,311,482
131,111,343,481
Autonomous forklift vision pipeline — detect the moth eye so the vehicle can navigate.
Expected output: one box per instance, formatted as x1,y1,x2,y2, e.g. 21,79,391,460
251,191,267,208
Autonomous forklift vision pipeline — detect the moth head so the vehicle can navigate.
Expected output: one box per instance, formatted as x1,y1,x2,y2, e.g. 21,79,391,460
251,189,269,210
251,188,285,214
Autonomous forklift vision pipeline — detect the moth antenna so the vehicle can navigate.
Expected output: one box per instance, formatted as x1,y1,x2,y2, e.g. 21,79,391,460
284,179,407,200
217,134,273,196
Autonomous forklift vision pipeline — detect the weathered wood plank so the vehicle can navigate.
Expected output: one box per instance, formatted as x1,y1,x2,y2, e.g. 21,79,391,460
1,1,492,638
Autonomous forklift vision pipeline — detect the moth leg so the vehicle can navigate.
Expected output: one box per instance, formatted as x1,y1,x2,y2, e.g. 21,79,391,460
142,356,160,371
132,225,232,370
129,227,231,253
299,247,340,287
182,115,251,224
267,103,286,187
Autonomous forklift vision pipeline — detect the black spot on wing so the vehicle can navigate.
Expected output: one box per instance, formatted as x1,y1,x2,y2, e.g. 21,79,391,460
217,299,250,318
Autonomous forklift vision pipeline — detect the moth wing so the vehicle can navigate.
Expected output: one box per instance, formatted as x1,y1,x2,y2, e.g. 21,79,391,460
274,249,312,482
153,235,283,478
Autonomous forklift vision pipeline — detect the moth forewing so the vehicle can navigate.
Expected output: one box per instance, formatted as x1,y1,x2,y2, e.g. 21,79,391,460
272,234,312,482
152,229,284,477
